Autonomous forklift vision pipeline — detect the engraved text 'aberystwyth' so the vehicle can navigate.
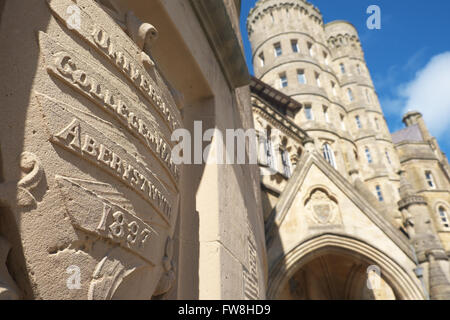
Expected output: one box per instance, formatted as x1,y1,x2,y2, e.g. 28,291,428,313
38,32,179,183
36,93,174,224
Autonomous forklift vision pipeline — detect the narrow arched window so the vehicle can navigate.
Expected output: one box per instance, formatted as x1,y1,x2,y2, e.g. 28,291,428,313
385,150,392,165
375,185,384,202
425,171,436,189
438,206,450,230
322,143,337,169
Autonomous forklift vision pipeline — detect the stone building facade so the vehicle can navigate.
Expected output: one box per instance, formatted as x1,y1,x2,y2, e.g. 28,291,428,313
0,0,449,300
247,0,450,299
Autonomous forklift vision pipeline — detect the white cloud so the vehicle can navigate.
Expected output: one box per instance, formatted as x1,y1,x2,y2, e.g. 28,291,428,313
401,52,450,138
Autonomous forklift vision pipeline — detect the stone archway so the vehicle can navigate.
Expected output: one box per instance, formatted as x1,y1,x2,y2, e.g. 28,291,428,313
267,234,424,300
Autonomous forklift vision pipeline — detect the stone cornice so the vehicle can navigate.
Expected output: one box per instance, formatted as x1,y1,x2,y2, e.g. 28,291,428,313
398,195,427,211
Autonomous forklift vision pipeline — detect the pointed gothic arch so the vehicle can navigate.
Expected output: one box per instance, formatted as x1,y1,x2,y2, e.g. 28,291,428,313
267,234,424,300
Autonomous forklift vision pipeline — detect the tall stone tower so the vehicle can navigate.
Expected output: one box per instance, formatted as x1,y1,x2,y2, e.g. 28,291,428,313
247,0,402,222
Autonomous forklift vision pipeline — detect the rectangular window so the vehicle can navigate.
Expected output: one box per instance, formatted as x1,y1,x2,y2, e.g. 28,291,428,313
315,72,321,87
340,114,346,130
304,105,313,120
347,88,354,102
258,133,269,166
258,52,265,67
291,40,299,53
307,42,314,57
340,63,346,74
323,51,329,65
425,171,436,189
374,118,380,130
274,42,282,57
279,73,288,88
376,185,384,202
323,106,330,123
267,135,277,171
282,149,292,178
297,70,306,84
331,82,337,96
357,64,362,75
356,116,362,129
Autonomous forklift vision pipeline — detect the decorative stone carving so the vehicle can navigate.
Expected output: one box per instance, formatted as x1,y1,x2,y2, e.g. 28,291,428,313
305,188,342,226
0,152,44,209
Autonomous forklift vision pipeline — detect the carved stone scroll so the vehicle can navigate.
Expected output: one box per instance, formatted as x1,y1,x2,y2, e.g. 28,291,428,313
0,152,44,209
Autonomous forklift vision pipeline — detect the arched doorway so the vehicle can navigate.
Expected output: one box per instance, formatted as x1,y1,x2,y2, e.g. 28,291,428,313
277,251,396,300
268,234,424,300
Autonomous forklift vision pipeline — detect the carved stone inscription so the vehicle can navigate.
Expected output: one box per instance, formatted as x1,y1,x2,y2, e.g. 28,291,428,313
46,0,181,131
36,93,175,224
56,175,164,265
38,32,179,183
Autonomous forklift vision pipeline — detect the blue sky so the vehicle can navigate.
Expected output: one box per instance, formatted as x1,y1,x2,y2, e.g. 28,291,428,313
240,0,450,157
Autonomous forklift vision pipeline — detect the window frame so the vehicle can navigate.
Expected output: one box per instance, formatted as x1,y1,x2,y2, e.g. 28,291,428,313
297,69,306,84
365,147,373,164
274,42,282,57
304,105,313,120
425,171,436,189
279,72,288,88
322,143,337,169
291,39,299,53
375,185,384,202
